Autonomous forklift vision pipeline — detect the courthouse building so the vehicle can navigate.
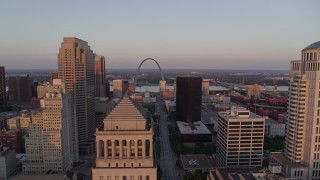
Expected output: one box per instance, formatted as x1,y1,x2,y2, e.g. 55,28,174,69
92,92,156,180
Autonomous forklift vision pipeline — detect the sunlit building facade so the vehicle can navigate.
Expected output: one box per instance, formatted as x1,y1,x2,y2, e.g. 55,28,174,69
270,41,320,179
58,37,95,160
92,92,156,180
217,108,265,168
94,55,106,97
22,79,73,174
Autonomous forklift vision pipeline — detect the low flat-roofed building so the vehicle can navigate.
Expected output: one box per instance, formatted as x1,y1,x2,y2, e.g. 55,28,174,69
176,121,212,145
0,111,18,130
265,118,285,137
180,154,214,174
0,147,16,179
269,152,307,179
0,130,23,153
6,116,20,131
207,167,265,180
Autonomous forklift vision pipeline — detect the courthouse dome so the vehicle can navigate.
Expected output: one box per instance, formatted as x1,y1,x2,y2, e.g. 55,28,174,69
303,41,320,51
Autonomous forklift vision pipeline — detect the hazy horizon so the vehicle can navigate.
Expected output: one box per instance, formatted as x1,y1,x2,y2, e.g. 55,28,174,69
1,1,319,70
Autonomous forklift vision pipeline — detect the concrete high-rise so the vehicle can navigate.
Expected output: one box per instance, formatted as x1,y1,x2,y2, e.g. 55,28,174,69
0,66,5,112
58,37,95,160
176,76,202,123
94,55,106,97
22,79,74,174
270,41,320,179
216,108,265,168
92,92,156,179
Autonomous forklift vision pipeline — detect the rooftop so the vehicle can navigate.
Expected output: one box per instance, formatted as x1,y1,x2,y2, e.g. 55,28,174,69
218,108,263,120
180,154,213,169
270,152,306,168
216,167,264,180
176,121,211,135
303,41,320,51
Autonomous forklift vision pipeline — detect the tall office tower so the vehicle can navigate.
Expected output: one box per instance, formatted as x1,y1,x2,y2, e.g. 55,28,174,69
22,79,74,174
58,37,95,160
0,66,5,112
94,55,106,97
202,79,210,96
105,81,110,98
113,79,123,99
7,74,32,104
216,108,265,168
160,80,166,92
176,76,202,123
92,92,156,179
174,81,176,102
270,41,320,179
31,81,38,97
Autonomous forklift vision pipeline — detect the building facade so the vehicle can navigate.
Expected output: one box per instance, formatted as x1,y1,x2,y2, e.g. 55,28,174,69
0,66,5,112
92,92,156,180
94,55,106,97
217,108,265,168
270,41,320,179
22,79,74,174
0,149,16,179
176,76,202,123
0,130,23,153
58,37,95,160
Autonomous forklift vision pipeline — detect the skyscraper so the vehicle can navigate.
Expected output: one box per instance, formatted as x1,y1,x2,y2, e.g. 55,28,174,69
176,76,202,123
216,108,265,168
7,74,32,104
270,41,320,179
22,79,73,174
0,66,5,112
58,37,95,160
94,55,106,97
92,92,156,179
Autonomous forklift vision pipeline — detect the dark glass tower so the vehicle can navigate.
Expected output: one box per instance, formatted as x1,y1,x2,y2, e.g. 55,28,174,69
0,66,5,112
176,76,202,123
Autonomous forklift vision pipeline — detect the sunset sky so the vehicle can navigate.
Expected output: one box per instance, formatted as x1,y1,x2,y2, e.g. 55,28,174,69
0,0,319,70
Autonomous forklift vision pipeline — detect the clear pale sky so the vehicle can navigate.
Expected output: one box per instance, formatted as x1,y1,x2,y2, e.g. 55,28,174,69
0,1,319,70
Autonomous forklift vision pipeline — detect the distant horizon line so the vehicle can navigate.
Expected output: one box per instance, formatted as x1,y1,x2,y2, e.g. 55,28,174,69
4,68,290,71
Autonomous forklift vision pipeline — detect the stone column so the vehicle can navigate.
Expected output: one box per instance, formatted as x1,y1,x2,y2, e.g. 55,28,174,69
142,140,146,158
120,139,123,158
104,140,108,159
114,140,117,158
150,139,153,158
135,139,138,159
96,139,99,158
127,140,129,158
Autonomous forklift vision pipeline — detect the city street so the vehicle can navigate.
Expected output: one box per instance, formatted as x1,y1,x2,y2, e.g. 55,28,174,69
158,101,181,180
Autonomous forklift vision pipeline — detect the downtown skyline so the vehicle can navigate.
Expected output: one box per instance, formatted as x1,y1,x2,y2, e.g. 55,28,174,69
1,1,320,70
